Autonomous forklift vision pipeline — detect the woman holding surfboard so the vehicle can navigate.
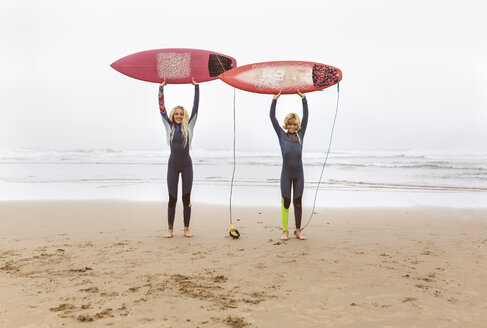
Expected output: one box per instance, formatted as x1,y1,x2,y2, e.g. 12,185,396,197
270,90,308,240
158,78,199,238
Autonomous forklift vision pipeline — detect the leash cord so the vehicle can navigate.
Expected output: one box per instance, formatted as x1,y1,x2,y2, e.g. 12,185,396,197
301,81,340,231
229,88,236,224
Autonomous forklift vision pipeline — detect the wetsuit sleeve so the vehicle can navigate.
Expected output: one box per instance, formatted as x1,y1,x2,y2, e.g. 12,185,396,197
187,84,199,146
189,84,199,122
300,97,309,136
158,85,170,123
158,85,172,145
270,99,283,137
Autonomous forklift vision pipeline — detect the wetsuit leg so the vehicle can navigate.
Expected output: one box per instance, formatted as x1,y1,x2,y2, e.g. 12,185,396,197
293,197,302,229
292,171,304,229
182,193,191,227
181,160,193,227
280,170,292,231
281,197,290,231
167,164,179,229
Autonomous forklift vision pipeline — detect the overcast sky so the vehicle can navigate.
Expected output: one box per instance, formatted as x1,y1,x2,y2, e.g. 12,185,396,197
1,0,486,152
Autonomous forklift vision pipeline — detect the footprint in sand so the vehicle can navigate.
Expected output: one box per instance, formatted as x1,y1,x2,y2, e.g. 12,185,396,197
70,267,93,273
76,308,114,322
402,297,417,303
255,263,267,269
79,287,99,293
223,315,250,327
49,303,76,312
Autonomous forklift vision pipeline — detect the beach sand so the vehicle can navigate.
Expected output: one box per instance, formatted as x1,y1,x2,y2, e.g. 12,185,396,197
1,201,487,327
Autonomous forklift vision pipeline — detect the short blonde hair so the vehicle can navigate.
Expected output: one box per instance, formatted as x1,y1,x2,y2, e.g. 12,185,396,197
282,113,301,131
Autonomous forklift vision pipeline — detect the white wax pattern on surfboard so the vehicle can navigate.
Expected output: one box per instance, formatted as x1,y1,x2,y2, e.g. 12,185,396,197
157,52,191,79
235,64,313,91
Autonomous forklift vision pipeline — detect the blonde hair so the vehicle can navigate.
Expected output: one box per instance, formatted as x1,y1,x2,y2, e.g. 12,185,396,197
282,113,301,131
169,105,191,147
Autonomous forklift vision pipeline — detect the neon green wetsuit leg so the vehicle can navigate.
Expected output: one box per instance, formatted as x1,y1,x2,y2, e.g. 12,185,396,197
281,197,289,231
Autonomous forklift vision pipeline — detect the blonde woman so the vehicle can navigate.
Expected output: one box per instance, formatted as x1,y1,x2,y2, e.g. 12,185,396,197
158,78,199,238
270,90,308,240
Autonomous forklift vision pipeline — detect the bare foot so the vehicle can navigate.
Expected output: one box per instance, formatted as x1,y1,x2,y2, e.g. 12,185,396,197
295,229,307,240
184,227,193,238
280,230,289,240
164,229,174,238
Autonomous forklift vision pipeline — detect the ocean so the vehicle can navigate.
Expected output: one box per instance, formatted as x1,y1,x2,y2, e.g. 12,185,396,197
1,148,486,208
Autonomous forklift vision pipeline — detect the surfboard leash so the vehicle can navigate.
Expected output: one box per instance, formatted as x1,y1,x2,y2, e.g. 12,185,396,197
301,80,340,231
229,87,240,239
213,57,240,239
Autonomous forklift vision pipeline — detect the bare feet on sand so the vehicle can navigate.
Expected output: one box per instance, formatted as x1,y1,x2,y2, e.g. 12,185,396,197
164,229,174,238
184,227,193,238
295,228,307,240
280,230,289,240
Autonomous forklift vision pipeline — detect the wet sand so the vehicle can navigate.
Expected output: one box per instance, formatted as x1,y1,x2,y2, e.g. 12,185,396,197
1,201,487,327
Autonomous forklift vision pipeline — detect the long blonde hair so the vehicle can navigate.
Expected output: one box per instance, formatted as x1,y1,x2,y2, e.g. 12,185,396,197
282,113,301,131
169,106,191,147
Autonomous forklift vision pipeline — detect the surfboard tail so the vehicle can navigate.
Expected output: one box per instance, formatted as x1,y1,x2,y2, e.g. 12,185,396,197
312,65,342,88
208,54,235,77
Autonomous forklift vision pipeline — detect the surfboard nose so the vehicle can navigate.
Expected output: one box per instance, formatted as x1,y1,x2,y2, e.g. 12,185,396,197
109,58,136,80
110,60,119,71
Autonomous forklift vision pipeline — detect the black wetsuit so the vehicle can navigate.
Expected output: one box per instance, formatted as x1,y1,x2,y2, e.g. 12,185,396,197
159,84,199,229
270,97,308,229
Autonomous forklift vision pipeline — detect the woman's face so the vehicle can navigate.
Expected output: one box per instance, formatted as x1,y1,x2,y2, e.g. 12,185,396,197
173,108,184,124
287,122,298,133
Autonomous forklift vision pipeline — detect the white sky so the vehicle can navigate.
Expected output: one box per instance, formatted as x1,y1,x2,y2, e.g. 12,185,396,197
1,0,486,151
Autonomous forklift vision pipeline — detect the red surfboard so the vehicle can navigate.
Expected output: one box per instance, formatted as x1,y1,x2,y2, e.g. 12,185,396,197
219,61,342,94
111,48,237,84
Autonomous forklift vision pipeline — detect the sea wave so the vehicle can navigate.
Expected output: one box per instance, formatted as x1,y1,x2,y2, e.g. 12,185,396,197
2,148,487,163
1,148,487,190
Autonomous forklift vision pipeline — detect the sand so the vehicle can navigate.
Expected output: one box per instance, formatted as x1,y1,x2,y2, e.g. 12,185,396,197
1,201,487,327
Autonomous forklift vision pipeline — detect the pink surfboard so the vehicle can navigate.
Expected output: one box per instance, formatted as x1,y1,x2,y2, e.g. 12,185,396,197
111,48,237,84
219,61,342,94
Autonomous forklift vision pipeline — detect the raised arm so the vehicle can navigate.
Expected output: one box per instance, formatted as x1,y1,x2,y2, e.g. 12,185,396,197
158,80,173,145
158,80,170,123
269,91,282,136
297,90,308,136
189,78,199,122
